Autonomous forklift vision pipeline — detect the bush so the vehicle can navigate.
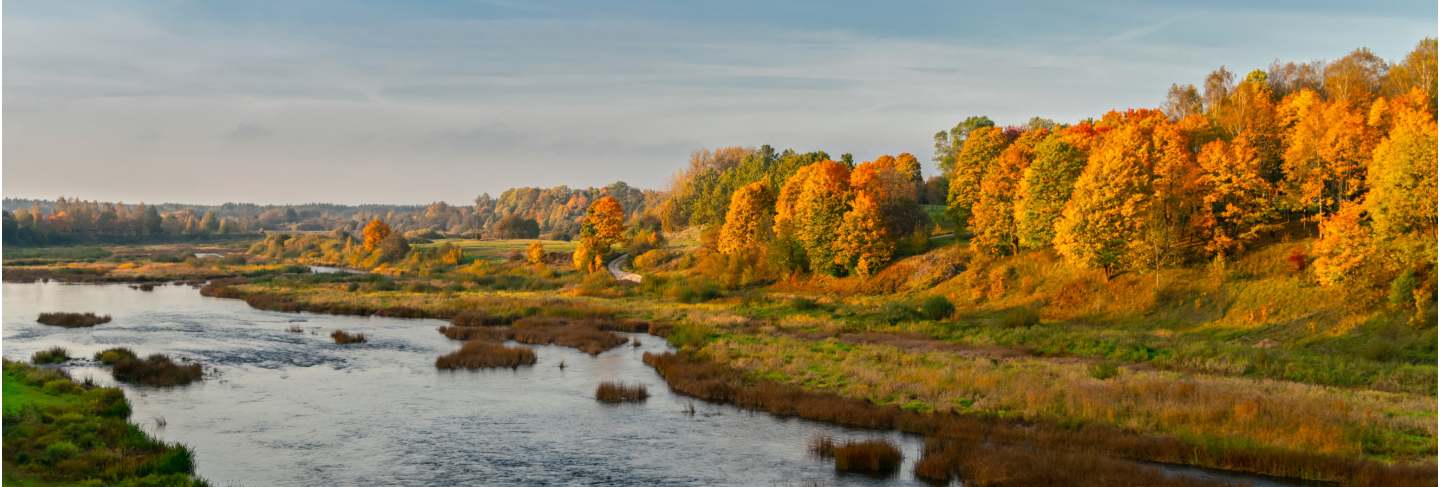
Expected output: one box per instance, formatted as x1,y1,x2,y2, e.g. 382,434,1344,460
595,382,649,403
36,312,112,327
917,296,955,321
31,346,70,365
789,297,821,312
879,302,918,324
1390,272,1417,308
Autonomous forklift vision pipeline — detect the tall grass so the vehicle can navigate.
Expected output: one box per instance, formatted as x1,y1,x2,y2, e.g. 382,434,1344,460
435,341,537,369
831,439,902,475
31,346,70,365
595,382,649,403
511,317,627,355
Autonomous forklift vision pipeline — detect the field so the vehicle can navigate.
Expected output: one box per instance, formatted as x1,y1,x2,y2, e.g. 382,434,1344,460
416,238,576,261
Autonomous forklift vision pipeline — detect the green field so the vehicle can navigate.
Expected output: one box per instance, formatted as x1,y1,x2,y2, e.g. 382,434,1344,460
418,238,577,261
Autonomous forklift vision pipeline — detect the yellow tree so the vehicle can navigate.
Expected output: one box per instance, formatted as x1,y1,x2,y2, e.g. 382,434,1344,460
1366,96,1438,240
973,128,1047,255
946,126,1010,231
1311,201,1375,286
572,196,625,272
526,241,545,265
834,193,893,277
1197,132,1276,257
362,219,391,252
718,181,775,255
1281,89,1376,216
1134,121,1208,271
1054,121,1156,274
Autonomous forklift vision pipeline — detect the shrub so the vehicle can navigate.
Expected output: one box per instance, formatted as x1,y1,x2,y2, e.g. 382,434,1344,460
879,302,918,324
435,341,537,369
789,297,821,312
1390,272,1417,308
31,346,70,365
330,330,367,344
917,296,955,321
595,382,649,403
832,439,902,475
36,312,112,327
1088,361,1119,380
95,347,139,365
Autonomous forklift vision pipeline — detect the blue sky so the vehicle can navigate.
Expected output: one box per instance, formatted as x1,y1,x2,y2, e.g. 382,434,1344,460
4,1,1435,204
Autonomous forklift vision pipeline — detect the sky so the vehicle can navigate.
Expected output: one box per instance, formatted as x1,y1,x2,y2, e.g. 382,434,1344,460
3,1,1435,205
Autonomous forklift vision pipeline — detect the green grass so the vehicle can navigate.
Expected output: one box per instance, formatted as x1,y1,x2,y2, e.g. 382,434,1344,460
417,238,576,261
2,361,209,486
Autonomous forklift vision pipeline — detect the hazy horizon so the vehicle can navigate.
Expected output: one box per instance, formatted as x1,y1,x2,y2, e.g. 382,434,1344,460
5,0,1435,206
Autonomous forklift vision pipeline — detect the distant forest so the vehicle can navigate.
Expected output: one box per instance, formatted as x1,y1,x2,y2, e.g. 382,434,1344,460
3,181,659,245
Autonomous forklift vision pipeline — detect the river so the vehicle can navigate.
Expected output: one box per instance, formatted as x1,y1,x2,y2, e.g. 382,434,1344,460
2,281,933,486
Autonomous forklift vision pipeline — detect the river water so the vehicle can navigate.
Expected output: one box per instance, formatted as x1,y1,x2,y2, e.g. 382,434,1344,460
2,281,933,486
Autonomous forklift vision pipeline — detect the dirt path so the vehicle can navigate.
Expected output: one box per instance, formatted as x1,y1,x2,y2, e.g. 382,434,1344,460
607,254,643,283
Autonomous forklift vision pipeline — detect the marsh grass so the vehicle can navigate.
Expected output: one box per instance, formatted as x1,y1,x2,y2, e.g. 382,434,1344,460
330,330,367,344
30,346,70,365
93,348,203,387
832,439,902,475
595,382,649,403
511,317,627,355
36,312,111,327
435,340,537,369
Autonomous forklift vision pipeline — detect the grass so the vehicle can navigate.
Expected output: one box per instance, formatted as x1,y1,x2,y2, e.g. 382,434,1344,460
435,340,537,369
330,330,367,344
36,312,112,327
594,382,649,403
94,348,204,387
1,360,209,486
30,347,70,365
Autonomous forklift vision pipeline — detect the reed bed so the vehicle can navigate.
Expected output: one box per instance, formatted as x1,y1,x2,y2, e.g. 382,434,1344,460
36,312,112,327
435,340,537,369
511,317,627,355
330,330,367,344
832,439,902,475
595,381,649,403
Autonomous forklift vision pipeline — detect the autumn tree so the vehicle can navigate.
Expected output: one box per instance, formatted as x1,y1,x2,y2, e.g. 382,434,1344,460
1054,118,1158,274
1366,97,1438,240
1015,132,1087,249
573,196,626,272
1311,202,1375,286
834,193,893,277
1197,133,1277,257
362,219,391,251
1164,84,1203,120
946,126,1011,231
1280,89,1375,216
774,160,851,275
526,241,546,266
1382,38,1437,112
1323,48,1387,105
718,182,775,255
973,128,1047,255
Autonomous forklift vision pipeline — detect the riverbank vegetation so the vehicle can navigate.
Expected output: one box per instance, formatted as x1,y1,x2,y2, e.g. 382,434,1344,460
36,311,112,327
330,330,367,344
30,346,71,365
2,360,209,486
